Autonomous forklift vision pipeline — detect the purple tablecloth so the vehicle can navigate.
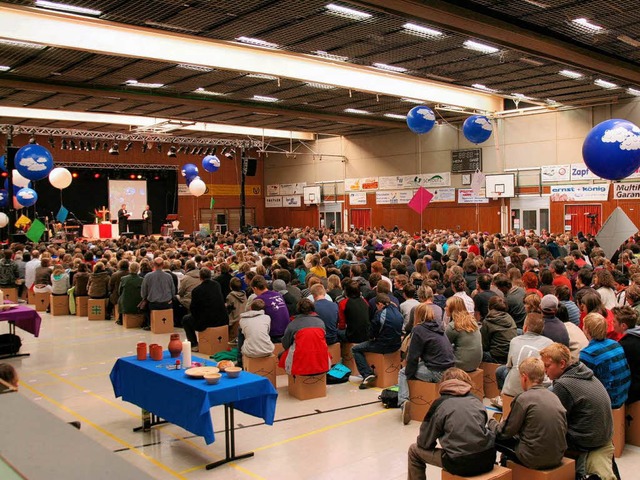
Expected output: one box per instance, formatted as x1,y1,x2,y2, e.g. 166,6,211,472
0,305,41,337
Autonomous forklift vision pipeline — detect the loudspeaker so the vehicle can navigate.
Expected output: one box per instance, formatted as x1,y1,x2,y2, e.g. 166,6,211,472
216,214,226,224
172,230,184,239
246,158,257,176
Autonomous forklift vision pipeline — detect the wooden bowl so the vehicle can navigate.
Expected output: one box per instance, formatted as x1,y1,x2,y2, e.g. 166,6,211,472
225,366,242,378
204,373,221,385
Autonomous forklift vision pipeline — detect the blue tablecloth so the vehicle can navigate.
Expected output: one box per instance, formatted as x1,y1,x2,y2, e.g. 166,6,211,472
110,353,278,444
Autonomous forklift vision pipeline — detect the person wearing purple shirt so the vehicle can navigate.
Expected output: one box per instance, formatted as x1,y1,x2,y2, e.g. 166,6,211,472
251,275,289,341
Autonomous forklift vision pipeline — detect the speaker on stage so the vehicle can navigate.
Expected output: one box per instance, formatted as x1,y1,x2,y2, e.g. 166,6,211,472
246,158,257,176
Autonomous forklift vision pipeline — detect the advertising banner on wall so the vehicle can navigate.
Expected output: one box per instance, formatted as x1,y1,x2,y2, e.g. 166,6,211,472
570,163,600,181
375,190,414,204
266,184,280,196
541,165,571,182
550,184,610,201
344,177,379,191
458,189,489,204
265,196,283,208
614,182,640,199
283,195,302,207
349,192,367,205
279,183,306,195
429,187,456,203
379,172,451,190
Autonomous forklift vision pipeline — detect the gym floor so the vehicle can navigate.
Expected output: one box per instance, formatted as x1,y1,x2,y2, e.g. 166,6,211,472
6,312,640,479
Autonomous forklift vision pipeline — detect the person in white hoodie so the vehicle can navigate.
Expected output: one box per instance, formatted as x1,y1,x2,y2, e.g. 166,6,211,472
239,299,274,366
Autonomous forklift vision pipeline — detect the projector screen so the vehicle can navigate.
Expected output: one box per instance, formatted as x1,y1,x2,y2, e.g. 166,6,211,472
109,180,147,220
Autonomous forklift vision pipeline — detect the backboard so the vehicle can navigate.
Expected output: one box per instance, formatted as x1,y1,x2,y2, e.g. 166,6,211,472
485,174,515,199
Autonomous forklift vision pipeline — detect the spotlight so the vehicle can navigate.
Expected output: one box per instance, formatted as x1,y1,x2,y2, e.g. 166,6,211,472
61,139,68,150
0,171,7,178
211,147,217,155
190,146,198,155
48,136,55,148
94,141,100,150
85,141,92,151
167,145,177,158
156,143,163,153
224,148,234,159
176,146,184,154
137,174,143,179
103,142,109,151
154,175,160,180
28,135,37,144
108,142,120,155
71,172,79,178
129,173,136,179
79,140,85,150
221,147,228,156
70,140,77,150
142,141,148,153
94,173,101,179
124,142,133,151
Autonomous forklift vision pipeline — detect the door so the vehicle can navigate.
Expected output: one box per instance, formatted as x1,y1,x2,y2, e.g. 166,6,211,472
510,196,550,234
565,204,602,236
320,211,342,231
351,208,371,229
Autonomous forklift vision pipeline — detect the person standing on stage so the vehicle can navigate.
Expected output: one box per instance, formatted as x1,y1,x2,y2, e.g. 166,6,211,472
117,203,130,235
142,204,152,236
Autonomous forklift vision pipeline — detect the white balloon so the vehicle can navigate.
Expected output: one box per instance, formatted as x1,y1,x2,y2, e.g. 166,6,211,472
0,212,8,228
188,177,206,197
12,169,30,188
49,167,72,189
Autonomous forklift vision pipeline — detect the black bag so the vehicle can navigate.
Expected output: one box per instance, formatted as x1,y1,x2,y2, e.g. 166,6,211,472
379,385,400,408
0,333,22,355
326,363,351,384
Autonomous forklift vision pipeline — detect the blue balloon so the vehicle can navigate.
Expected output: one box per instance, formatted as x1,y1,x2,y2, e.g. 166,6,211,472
202,155,221,173
582,119,640,181
406,106,436,134
15,144,54,181
0,155,6,172
463,115,493,144
16,187,37,208
181,163,199,181
0,189,7,207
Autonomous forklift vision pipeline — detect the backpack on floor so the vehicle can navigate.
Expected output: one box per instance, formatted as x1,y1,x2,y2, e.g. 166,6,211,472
326,362,351,384
0,333,21,355
379,385,400,408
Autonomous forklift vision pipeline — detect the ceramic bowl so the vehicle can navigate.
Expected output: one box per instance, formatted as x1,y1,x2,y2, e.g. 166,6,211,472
225,366,242,378
204,373,221,385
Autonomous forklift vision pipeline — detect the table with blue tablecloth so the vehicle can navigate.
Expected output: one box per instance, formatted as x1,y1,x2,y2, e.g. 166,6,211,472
110,352,277,468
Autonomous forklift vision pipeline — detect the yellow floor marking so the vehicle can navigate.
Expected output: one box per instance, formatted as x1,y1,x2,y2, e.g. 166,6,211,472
20,382,187,480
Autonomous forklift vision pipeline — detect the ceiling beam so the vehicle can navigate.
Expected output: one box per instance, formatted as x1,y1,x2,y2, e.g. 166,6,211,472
0,77,403,131
0,4,502,112
354,0,640,86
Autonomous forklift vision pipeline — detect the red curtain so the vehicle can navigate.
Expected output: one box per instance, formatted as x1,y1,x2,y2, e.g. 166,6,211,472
565,204,602,236
350,209,371,229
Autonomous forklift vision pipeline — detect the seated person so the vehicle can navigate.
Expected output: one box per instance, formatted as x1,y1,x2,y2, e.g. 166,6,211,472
613,305,640,404
50,264,70,296
311,283,339,345
488,357,567,470
337,280,370,343
239,299,274,360
540,343,618,479
407,368,496,480
445,296,482,372
72,262,90,297
353,293,403,389
279,298,329,375
540,294,570,346
580,312,631,409
117,262,143,325
480,296,517,364
496,313,553,401
398,303,456,424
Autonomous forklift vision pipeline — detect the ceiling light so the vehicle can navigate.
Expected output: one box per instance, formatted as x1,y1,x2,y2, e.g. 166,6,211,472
235,36,279,49
224,148,234,159
246,73,278,81
401,97,425,104
311,50,349,62
167,146,177,158
546,99,562,106
373,63,408,73
124,142,133,151
94,140,100,150
305,82,336,89
124,79,164,89
70,140,77,150
463,40,499,54
472,84,499,93
572,18,603,32
252,95,279,102
425,73,456,83
0,39,45,49
137,174,143,179
436,104,465,112
594,79,618,89
618,35,640,47
519,57,544,66
558,69,583,79
194,87,224,96
524,0,549,7
108,142,119,155
27,135,36,144
61,139,68,150
344,108,370,114
71,172,78,178
103,142,109,151
0,66,10,72
35,1,102,16
85,141,92,151
627,88,640,97
325,3,371,20
512,93,534,100
384,113,407,119
79,140,85,150
402,22,443,38
177,63,213,72
93,173,100,179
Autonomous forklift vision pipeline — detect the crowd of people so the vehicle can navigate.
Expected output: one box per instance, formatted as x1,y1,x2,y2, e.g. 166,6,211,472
1,225,639,479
